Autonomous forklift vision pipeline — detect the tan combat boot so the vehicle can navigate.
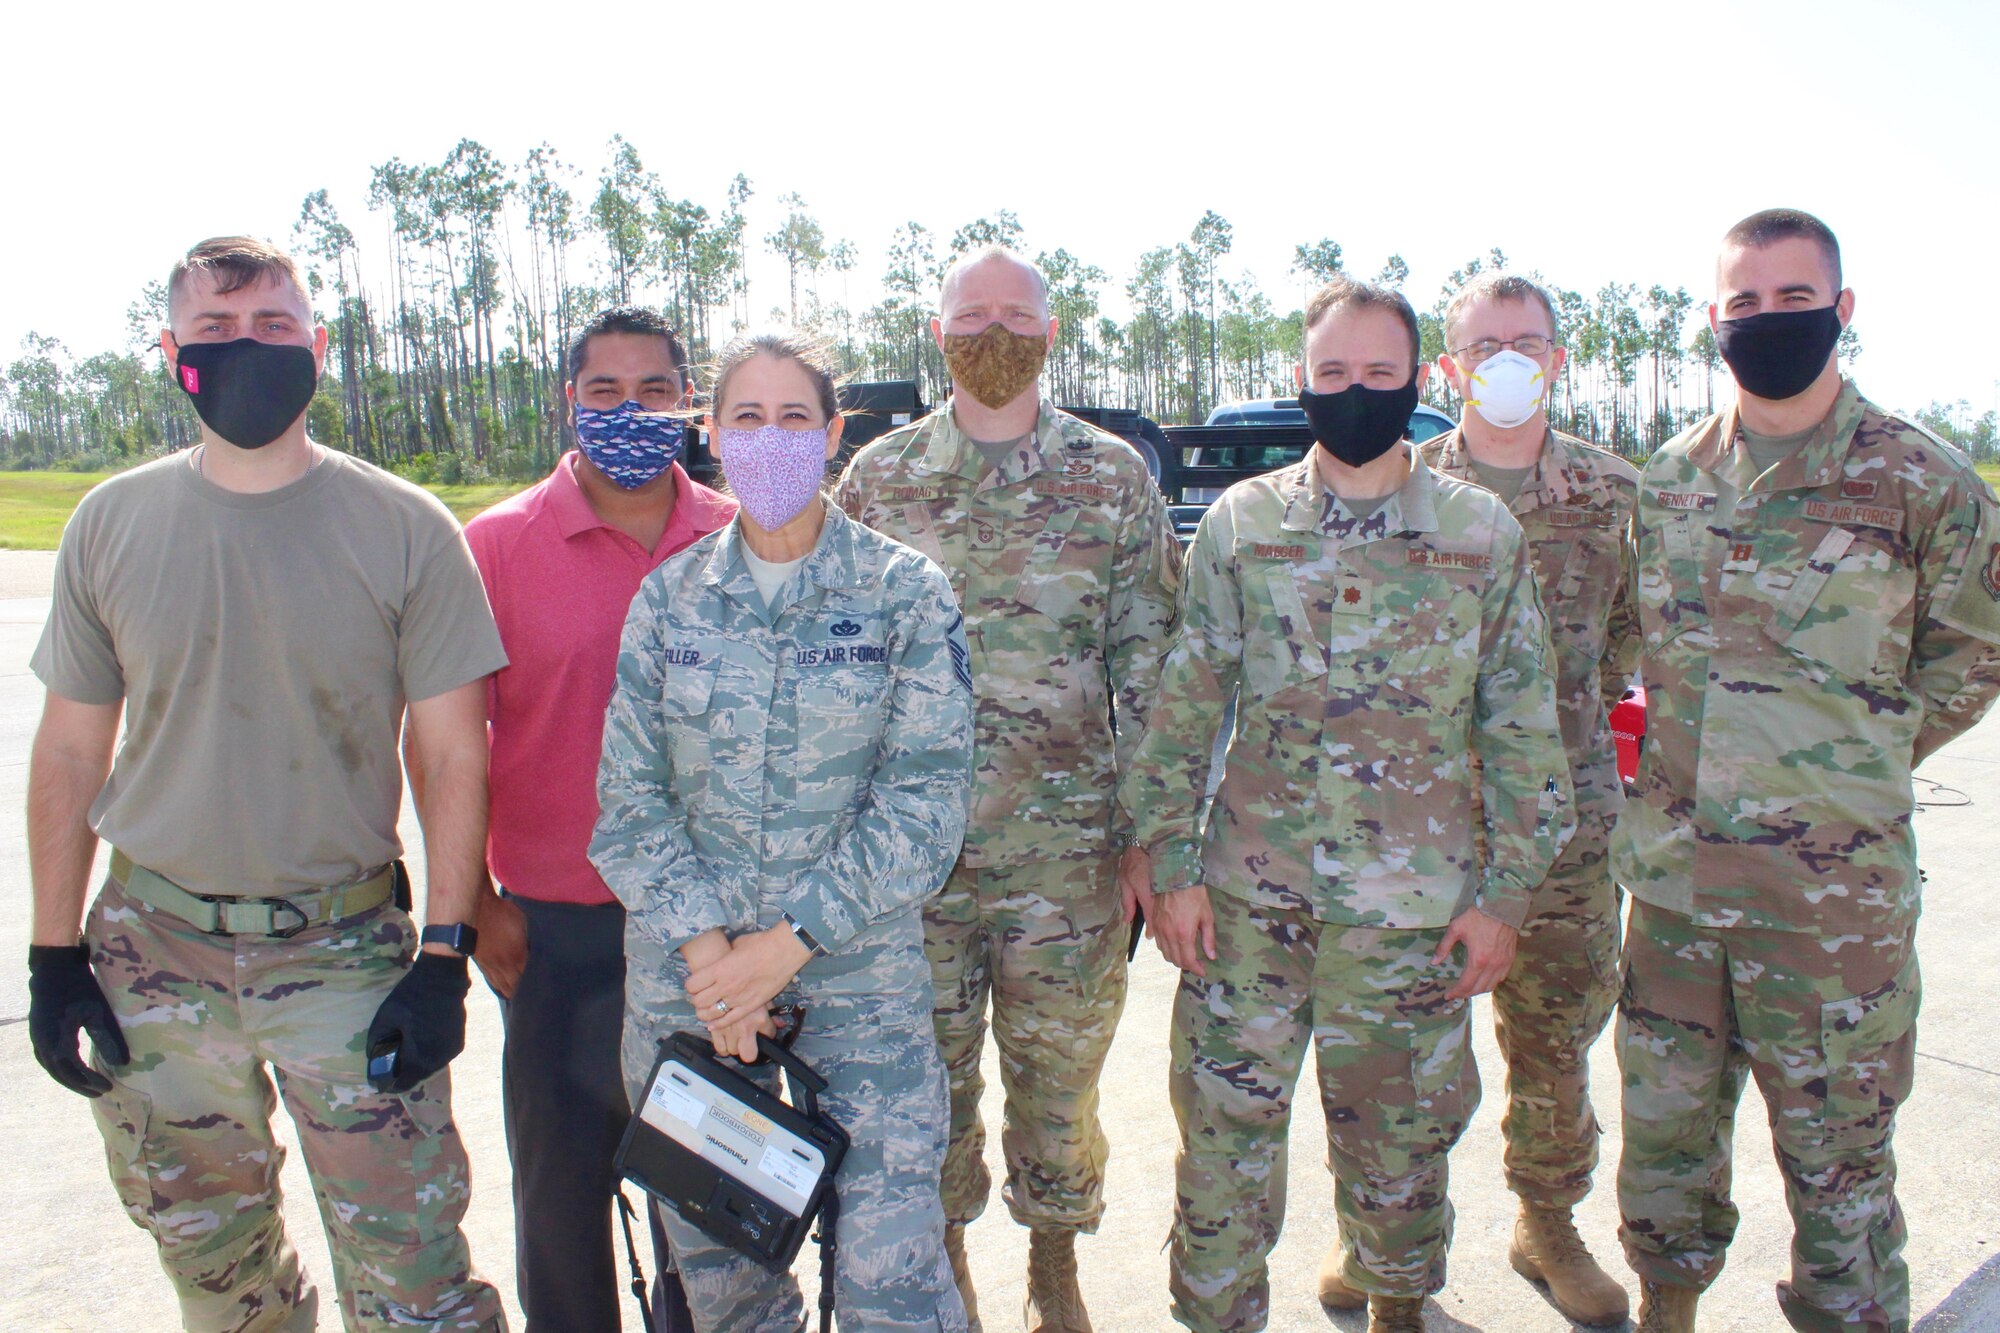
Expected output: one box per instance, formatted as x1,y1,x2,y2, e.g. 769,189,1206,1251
1022,1227,1091,1332
1315,1238,1366,1310
1367,1295,1426,1333
1509,1203,1631,1325
1635,1278,1699,1333
944,1223,980,1331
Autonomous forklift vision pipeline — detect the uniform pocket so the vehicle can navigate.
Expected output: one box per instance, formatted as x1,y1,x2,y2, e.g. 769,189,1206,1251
1240,562,1327,700
660,658,719,801
1549,532,1618,661
1638,513,1709,650
1810,954,1920,1154
1765,526,1914,683
795,670,893,811
90,1079,159,1229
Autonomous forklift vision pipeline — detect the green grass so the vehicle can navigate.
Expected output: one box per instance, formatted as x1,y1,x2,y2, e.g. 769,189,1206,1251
427,481,531,524
0,470,532,550
1979,463,2000,491
0,472,119,550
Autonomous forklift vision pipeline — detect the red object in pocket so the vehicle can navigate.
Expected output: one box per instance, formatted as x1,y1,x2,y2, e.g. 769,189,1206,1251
1610,686,1647,786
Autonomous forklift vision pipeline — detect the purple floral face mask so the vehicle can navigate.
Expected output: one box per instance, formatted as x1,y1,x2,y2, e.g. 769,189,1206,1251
717,424,828,531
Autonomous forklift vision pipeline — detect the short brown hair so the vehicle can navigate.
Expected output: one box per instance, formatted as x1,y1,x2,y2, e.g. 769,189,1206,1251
1720,208,1842,290
1304,276,1421,370
709,331,842,422
1444,272,1561,349
167,236,310,318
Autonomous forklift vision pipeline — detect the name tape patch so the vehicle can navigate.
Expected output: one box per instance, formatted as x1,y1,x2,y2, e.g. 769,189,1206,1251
1655,491,1718,512
1541,507,1614,528
1032,480,1117,502
1407,549,1493,572
1803,499,1904,530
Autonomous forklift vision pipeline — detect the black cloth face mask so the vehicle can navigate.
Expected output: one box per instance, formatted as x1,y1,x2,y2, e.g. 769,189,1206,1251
1298,378,1421,468
174,338,319,449
1714,305,1842,402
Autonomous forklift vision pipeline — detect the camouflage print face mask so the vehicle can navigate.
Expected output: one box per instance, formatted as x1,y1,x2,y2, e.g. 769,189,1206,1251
941,322,1048,409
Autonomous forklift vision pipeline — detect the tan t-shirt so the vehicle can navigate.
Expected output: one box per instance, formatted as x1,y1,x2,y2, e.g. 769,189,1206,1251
31,450,508,897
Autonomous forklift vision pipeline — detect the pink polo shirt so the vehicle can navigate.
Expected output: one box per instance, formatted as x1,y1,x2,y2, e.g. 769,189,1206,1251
466,454,736,905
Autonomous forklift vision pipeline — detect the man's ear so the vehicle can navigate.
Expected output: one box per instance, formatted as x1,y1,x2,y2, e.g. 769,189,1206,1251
1413,363,1430,394
312,325,330,376
1436,352,1464,397
931,316,945,352
1293,363,1304,391
1836,288,1856,326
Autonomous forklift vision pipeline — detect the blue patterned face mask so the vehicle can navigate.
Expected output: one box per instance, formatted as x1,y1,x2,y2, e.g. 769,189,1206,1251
574,400,687,489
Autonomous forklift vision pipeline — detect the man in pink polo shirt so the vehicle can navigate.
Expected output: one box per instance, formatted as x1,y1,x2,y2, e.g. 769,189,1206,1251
464,306,734,1331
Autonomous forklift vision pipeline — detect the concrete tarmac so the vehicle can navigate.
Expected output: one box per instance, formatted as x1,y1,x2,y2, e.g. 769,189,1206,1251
3,546,1998,1332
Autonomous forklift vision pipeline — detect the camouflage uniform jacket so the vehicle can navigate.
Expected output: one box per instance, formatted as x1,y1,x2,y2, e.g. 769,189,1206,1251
1122,450,1573,930
1613,379,2000,934
836,397,1181,867
590,504,974,995
1423,427,1641,846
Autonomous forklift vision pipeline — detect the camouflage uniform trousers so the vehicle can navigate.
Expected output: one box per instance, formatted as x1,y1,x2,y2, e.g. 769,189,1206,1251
924,850,1127,1232
83,876,505,1333
1491,830,1620,1207
1168,896,1480,1333
1617,898,1920,1333
639,986,969,1332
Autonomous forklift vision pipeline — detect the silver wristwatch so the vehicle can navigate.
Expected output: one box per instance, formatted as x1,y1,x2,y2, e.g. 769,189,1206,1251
781,911,829,958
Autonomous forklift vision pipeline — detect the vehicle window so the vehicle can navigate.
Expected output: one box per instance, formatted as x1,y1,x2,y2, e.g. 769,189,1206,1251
1406,414,1451,444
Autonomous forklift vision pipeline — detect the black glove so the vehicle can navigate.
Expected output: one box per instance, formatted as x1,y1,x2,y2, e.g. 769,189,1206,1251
365,951,470,1093
28,944,130,1098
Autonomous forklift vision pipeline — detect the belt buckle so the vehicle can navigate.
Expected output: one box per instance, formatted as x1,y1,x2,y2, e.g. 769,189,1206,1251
256,897,310,939
192,893,310,939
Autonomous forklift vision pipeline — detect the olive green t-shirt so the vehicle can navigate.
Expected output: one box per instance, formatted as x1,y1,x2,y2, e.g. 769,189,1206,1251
1469,458,1537,507
31,450,508,897
1742,423,1817,474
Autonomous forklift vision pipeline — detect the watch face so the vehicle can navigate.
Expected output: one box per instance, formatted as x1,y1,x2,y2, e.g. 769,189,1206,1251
423,924,477,956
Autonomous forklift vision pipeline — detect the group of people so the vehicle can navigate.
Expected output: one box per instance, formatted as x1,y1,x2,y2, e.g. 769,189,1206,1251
22,207,2000,1333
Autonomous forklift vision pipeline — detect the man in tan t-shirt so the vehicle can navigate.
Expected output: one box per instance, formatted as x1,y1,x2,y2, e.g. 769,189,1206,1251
24,236,509,1332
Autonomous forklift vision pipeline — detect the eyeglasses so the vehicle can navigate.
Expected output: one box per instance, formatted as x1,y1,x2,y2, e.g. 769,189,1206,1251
1452,335,1553,364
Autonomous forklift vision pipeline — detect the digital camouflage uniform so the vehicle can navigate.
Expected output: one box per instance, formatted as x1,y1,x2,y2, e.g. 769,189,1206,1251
1614,380,2000,1333
836,398,1181,1235
1423,427,1639,1208
590,504,975,1333
1121,451,1573,1332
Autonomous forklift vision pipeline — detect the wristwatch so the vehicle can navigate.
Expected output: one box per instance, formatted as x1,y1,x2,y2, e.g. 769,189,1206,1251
780,912,829,959
420,923,480,957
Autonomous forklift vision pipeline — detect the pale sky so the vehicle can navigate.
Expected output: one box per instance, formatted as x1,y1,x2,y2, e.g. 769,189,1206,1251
5,0,1996,422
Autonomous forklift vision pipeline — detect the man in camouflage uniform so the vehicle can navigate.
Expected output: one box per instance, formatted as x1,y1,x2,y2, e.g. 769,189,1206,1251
24,237,507,1331
1615,209,2000,1333
1418,272,1639,1325
836,247,1181,1331
1126,277,1572,1333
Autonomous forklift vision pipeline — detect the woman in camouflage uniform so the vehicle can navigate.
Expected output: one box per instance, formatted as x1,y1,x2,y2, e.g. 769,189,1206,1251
591,333,975,1332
